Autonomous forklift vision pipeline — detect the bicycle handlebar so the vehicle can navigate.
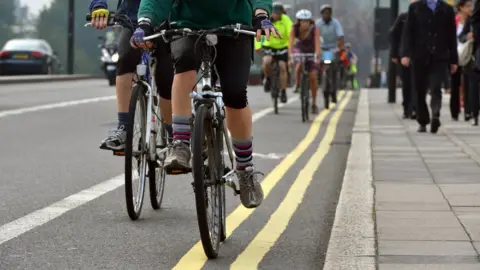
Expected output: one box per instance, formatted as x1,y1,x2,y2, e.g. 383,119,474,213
143,24,257,41
85,12,134,30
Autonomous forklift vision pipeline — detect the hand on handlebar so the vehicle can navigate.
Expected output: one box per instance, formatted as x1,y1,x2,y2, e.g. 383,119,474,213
130,22,154,49
90,9,109,30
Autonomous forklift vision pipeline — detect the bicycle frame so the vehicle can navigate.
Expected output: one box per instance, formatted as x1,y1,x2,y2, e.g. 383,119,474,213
135,50,166,162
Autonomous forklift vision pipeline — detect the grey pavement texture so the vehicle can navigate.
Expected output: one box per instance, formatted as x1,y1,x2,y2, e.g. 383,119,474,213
0,80,357,269
372,90,480,269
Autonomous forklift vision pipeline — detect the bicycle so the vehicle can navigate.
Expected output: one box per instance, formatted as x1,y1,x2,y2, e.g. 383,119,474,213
321,49,337,109
292,53,315,122
144,24,257,258
85,13,168,220
263,48,287,114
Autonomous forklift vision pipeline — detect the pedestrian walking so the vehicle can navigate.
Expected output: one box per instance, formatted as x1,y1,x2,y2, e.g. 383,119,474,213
452,0,473,122
390,0,417,119
401,0,458,133
458,0,478,125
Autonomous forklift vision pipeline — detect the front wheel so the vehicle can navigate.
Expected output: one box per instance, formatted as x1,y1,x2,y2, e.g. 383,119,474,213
149,121,167,210
125,84,147,220
192,104,222,258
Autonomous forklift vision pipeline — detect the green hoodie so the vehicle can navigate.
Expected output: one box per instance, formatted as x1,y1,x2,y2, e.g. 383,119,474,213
138,0,272,29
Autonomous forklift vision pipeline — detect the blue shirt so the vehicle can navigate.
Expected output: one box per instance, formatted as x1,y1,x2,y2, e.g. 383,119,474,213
426,0,438,11
89,0,140,20
315,18,344,50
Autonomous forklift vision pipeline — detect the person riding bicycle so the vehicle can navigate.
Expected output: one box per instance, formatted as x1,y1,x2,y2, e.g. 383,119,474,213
132,0,278,208
289,9,321,114
260,2,292,103
344,42,359,89
88,0,174,151
315,4,344,104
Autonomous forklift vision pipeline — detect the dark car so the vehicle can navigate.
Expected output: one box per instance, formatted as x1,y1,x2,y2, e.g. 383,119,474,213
0,39,59,75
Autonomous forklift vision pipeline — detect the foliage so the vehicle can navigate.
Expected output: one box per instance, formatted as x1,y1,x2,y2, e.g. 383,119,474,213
36,0,118,74
0,0,16,46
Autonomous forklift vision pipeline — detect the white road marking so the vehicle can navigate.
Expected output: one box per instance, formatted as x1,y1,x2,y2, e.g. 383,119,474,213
0,96,116,119
0,95,299,245
0,175,124,245
224,151,286,160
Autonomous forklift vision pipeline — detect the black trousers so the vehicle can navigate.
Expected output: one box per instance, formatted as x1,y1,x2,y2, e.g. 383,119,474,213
469,68,480,118
400,64,415,115
450,66,471,118
412,61,447,126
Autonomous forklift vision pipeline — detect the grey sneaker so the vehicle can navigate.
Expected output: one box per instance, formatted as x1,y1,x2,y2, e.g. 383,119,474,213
100,125,127,150
164,140,191,172
236,166,264,208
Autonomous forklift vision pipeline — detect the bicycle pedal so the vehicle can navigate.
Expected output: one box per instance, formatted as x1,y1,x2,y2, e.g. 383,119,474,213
113,150,125,156
165,167,191,175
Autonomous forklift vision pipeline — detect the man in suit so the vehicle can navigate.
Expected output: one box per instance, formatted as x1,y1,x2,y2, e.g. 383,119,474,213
390,0,417,119
401,0,458,133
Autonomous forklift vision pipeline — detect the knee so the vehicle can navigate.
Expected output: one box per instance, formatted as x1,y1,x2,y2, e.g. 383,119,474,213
263,56,272,66
171,37,199,74
223,85,248,109
279,62,287,73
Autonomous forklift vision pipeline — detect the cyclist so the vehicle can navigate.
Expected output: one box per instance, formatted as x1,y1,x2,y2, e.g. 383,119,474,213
132,0,278,208
315,4,344,104
344,42,359,89
261,2,293,102
289,9,321,114
89,0,174,151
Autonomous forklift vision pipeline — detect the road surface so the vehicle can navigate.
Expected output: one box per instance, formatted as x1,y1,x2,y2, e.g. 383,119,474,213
0,79,357,269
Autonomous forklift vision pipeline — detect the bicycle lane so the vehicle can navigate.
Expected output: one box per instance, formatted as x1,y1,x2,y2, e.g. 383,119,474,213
0,87,339,269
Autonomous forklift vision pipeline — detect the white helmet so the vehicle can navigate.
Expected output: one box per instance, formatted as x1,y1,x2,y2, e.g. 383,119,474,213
296,9,312,20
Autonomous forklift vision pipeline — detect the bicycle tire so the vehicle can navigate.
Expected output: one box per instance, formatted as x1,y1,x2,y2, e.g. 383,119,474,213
125,84,147,220
149,121,167,210
271,62,280,114
192,104,222,258
300,71,310,122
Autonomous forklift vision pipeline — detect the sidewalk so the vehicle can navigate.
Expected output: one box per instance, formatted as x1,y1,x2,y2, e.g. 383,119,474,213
324,89,480,269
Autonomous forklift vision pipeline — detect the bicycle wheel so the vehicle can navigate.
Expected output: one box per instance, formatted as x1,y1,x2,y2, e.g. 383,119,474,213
192,104,222,258
271,62,280,114
125,84,147,220
149,120,167,210
300,71,310,122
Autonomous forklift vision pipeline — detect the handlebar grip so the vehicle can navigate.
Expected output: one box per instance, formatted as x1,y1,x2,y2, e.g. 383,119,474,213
86,14,92,21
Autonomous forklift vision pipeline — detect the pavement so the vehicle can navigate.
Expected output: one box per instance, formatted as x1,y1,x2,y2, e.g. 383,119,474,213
0,79,358,270
325,89,480,270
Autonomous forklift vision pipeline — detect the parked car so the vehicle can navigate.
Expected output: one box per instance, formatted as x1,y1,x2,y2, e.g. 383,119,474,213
0,39,59,75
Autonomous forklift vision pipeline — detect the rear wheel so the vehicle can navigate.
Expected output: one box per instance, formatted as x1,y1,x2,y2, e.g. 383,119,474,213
125,84,147,220
149,121,167,210
300,70,310,122
271,62,280,114
192,104,222,258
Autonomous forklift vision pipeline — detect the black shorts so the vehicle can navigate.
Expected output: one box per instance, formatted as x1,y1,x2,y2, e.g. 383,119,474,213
170,35,253,109
117,28,174,100
262,47,288,63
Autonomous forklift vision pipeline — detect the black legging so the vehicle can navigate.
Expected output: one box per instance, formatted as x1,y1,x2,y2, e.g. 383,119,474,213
450,67,463,119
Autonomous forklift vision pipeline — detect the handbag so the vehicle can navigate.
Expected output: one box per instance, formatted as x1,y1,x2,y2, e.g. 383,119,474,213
458,39,474,66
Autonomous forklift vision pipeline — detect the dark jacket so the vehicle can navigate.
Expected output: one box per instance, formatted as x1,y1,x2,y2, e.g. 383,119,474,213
89,0,140,20
389,12,407,59
471,1,480,66
401,0,458,65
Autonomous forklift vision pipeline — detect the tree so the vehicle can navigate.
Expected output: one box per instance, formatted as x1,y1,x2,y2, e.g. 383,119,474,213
36,0,119,74
0,0,17,46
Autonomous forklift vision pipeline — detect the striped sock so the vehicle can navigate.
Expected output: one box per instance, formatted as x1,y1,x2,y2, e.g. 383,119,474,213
172,115,191,145
233,137,253,170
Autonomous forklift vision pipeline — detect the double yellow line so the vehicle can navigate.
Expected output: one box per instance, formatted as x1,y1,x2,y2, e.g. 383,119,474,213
173,91,353,269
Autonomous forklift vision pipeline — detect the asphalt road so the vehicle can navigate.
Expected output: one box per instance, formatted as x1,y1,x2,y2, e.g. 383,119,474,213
0,79,357,270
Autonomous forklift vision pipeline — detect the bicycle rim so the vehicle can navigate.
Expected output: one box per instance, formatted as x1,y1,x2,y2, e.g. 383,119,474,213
125,85,147,220
149,121,167,210
192,104,221,258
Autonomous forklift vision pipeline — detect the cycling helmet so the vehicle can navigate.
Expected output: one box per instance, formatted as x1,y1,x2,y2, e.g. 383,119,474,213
320,4,332,14
273,2,284,13
296,9,312,20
